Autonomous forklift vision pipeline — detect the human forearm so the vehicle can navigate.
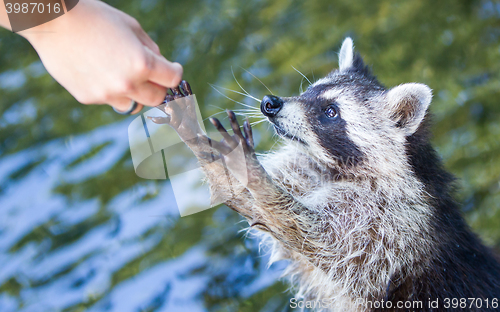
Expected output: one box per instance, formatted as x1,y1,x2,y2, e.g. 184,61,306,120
1,0,182,113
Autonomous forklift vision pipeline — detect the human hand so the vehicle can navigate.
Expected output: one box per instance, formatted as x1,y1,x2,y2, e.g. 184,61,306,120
19,0,182,114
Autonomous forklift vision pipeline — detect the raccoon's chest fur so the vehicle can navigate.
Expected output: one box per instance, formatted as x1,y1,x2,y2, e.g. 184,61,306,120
258,145,437,310
262,146,334,205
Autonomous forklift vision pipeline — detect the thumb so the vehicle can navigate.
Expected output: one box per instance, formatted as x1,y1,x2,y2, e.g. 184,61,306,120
146,49,183,88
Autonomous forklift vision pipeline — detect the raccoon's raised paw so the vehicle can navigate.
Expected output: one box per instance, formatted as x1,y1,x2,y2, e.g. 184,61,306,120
147,80,194,126
209,110,256,159
208,110,267,187
147,80,204,143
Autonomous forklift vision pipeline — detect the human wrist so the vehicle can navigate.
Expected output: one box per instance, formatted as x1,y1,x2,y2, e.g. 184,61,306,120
18,0,92,44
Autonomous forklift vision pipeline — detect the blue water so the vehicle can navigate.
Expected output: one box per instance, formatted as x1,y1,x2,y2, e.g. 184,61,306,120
0,119,288,311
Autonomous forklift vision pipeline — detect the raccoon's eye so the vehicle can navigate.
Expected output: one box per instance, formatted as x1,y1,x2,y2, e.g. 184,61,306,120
325,105,338,119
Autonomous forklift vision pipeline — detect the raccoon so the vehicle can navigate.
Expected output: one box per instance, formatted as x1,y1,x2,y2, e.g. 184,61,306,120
151,38,500,311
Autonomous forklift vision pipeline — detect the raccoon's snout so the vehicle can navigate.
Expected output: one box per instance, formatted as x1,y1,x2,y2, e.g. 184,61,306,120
261,95,283,118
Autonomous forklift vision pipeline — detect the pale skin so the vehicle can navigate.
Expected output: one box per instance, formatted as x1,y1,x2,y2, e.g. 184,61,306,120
0,0,183,114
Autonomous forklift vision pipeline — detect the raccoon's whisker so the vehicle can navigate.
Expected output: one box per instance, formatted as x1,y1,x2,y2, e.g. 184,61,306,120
299,77,305,94
268,123,278,140
231,109,263,118
231,109,261,117
250,119,267,126
204,106,229,121
232,108,261,113
209,84,257,110
239,66,274,95
292,65,312,86
234,113,263,118
232,106,260,111
209,83,260,103
205,105,257,120
231,66,250,96
251,118,267,123
252,120,267,125
233,113,262,118
231,67,261,102
268,127,283,151
269,137,281,151
207,104,226,113
205,111,259,122
234,114,263,120
243,117,264,121
233,107,260,111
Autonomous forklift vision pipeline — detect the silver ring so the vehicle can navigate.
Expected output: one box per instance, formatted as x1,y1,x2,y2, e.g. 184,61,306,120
113,100,138,115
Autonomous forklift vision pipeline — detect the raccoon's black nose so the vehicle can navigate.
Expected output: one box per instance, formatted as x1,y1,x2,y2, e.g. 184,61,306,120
261,95,283,117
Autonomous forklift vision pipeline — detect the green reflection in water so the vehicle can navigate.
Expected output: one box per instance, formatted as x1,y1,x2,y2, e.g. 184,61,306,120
1,0,499,311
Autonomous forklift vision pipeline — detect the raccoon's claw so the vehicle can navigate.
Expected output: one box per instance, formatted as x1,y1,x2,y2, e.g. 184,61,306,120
163,94,175,103
180,80,193,96
227,110,244,139
208,110,264,188
163,80,193,103
227,111,254,153
209,117,239,151
243,118,254,149
171,86,184,99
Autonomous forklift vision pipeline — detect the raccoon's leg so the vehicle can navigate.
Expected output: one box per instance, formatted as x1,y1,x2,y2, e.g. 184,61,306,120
148,81,255,219
209,111,326,261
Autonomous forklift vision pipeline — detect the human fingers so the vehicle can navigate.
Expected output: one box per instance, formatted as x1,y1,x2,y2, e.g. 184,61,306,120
127,81,167,107
135,28,161,56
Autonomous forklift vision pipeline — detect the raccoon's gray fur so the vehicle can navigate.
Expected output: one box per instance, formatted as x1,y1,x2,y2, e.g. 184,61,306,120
154,38,500,311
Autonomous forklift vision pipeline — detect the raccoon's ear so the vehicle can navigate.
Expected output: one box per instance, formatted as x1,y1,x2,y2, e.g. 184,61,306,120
385,83,432,136
339,37,354,71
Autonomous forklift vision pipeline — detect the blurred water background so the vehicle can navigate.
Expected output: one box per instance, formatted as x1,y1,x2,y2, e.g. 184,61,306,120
1,0,500,311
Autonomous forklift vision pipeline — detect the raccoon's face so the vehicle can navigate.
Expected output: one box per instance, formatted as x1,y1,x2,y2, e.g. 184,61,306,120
261,38,432,172
260,86,367,167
